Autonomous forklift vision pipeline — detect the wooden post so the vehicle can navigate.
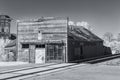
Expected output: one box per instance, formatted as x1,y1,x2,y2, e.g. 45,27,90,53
16,21,18,61
45,44,47,63
66,17,69,63
29,44,35,63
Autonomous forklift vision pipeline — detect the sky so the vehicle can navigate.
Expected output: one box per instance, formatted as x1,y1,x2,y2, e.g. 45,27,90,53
0,0,120,38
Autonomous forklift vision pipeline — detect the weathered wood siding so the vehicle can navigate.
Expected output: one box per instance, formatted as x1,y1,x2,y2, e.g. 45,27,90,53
18,19,67,42
67,39,105,62
17,18,68,62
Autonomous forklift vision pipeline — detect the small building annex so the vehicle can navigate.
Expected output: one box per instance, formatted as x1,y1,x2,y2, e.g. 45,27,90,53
17,17,111,63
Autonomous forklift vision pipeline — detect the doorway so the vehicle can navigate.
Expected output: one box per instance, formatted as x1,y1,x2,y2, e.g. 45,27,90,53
35,44,45,63
46,44,64,63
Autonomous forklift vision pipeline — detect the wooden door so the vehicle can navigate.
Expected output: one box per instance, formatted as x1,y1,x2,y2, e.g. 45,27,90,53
35,48,45,63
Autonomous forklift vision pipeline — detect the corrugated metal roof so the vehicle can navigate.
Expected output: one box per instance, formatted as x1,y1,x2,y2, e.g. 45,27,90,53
68,26,103,42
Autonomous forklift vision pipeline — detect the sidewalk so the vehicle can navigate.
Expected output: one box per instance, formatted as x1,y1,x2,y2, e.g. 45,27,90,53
0,61,28,67
0,61,30,72
0,62,54,73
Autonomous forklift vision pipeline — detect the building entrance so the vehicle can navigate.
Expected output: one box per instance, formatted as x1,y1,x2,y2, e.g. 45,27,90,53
46,44,64,63
35,44,45,63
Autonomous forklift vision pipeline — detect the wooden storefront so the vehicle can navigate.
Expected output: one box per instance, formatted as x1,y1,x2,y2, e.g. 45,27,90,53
19,42,66,63
17,17,68,63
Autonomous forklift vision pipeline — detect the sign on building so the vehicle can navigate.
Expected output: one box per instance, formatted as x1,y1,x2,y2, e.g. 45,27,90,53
38,31,42,40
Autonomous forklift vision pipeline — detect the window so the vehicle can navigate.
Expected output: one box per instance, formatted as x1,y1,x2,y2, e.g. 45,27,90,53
36,44,45,48
1,23,4,26
2,28,4,32
4,27,9,33
38,31,41,33
6,27,9,33
0,27,1,32
47,44,63,61
22,44,29,48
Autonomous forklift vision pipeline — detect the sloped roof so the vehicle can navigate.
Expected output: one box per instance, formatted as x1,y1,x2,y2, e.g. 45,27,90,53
68,26,103,42
5,40,16,48
0,15,12,20
5,40,16,54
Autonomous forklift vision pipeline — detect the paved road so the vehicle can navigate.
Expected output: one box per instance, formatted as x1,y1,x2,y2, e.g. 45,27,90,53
22,58,120,80
0,63,78,80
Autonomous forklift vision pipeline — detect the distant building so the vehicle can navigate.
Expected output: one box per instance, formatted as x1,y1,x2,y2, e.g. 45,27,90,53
5,39,17,61
17,17,111,63
0,15,12,38
0,14,17,61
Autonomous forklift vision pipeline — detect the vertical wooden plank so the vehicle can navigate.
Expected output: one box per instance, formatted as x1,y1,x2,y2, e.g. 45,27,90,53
63,45,66,62
45,44,47,63
29,45,35,63
66,17,69,62
16,21,19,61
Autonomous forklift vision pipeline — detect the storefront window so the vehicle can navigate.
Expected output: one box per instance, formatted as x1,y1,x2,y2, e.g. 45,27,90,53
22,44,29,48
47,44,63,61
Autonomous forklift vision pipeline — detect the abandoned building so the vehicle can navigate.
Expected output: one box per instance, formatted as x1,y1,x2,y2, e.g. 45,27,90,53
0,15,11,38
17,17,111,63
0,15,16,61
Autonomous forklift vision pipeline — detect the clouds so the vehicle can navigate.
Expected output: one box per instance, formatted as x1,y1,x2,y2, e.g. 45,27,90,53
68,21,75,26
68,21,93,31
76,21,89,28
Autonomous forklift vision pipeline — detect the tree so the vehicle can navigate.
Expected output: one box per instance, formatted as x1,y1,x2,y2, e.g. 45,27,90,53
117,33,120,42
103,32,113,42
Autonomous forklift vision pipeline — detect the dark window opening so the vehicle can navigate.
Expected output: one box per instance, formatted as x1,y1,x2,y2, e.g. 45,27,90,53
22,44,29,48
38,31,41,33
36,44,45,48
2,28,4,32
6,27,9,33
